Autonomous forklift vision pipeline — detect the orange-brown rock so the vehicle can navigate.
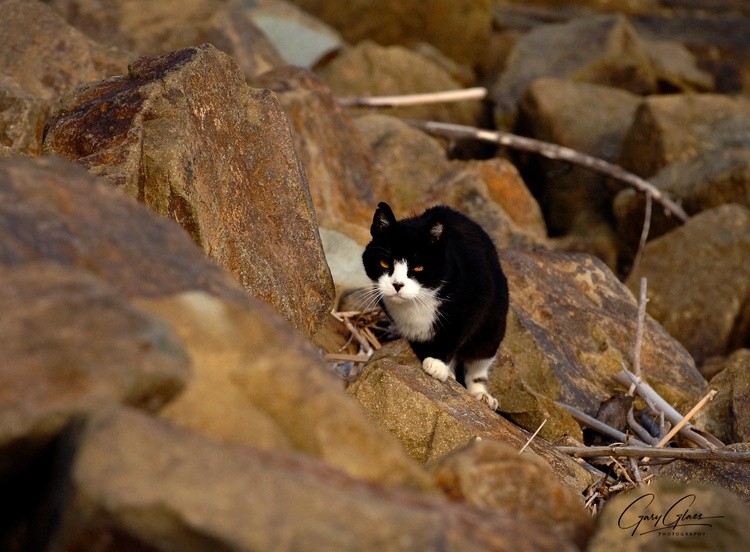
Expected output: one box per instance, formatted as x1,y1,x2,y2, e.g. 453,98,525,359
43,45,334,336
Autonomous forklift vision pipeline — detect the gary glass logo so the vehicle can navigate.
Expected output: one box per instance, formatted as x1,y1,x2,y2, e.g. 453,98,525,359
618,493,724,537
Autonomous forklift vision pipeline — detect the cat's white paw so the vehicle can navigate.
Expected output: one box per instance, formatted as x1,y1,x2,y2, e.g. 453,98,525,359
422,357,450,382
472,391,499,411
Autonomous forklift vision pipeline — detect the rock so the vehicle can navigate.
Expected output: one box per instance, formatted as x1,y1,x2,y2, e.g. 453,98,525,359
625,204,750,364
253,66,390,243
47,0,284,77
588,479,750,550
517,78,641,241
492,16,657,128
0,156,251,307
656,443,750,505
695,350,750,444
0,262,189,478
51,407,580,552
614,147,750,250
348,341,596,494
140,291,432,491
43,45,334,337
289,0,492,66
0,0,129,104
618,93,750,178
318,41,483,126
244,0,343,68
429,439,594,549
319,228,370,290
354,114,451,214
498,248,706,431
0,76,49,156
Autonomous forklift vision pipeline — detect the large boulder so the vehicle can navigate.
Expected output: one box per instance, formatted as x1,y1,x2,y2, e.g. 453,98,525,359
43,45,334,337
51,407,580,551
0,0,129,105
625,204,750,364
46,0,284,77
289,0,492,66
696,350,750,444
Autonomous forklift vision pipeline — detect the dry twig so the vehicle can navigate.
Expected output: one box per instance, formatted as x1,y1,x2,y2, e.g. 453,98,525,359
557,445,750,463
557,402,650,447
519,418,547,454
653,389,717,448
406,119,689,222
337,87,487,108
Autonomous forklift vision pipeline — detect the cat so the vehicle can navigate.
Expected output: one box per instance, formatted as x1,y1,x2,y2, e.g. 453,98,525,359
362,202,509,410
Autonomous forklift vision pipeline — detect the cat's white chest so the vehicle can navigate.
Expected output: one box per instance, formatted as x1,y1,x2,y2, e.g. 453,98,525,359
383,292,440,342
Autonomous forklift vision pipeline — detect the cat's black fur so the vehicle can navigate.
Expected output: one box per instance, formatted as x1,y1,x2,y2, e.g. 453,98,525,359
362,202,509,387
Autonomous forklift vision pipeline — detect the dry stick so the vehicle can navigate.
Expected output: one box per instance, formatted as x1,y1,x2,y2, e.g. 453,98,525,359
556,402,651,447
558,445,750,463
614,370,724,449
519,418,548,454
337,87,487,107
323,353,371,363
626,406,660,446
628,277,649,394
406,120,689,223
630,191,653,276
654,390,717,448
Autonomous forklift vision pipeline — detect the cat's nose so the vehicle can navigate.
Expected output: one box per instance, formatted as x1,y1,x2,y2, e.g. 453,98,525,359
392,282,404,292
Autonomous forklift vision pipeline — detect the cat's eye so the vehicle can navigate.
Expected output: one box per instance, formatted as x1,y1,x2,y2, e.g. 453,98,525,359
413,265,424,272
379,260,390,269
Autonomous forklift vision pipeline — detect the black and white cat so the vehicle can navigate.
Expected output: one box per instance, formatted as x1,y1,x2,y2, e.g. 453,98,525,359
362,202,509,410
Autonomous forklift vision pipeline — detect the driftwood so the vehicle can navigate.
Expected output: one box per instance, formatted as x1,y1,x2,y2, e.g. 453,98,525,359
337,87,487,107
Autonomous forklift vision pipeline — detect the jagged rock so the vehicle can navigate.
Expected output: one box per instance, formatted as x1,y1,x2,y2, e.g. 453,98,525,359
496,248,706,438
43,45,334,337
348,341,595,494
0,0,129,104
0,76,48,156
0,263,189,478
51,407,580,552
429,439,594,549
47,0,284,77
318,41,483,126
695,350,750,444
517,78,640,244
140,291,433,491
253,66,390,244
289,0,492,66
492,16,656,128
656,443,750,505
618,93,750,178
244,0,343,67
0,157,250,306
588,479,750,549
625,204,750,364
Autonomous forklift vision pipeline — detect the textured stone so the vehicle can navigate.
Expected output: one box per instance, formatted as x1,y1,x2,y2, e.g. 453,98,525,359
0,0,129,104
0,263,189,477
498,248,706,422
348,341,595,494
43,45,334,337
626,204,750,364
142,292,432,491
254,66,390,244
52,407,579,552
47,0,284,77
0,76,49,156
318,41,483,126
0,156,250,306
289,0,492,66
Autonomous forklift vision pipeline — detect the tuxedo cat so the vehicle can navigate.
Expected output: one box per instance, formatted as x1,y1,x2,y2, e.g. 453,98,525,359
362,202,509,410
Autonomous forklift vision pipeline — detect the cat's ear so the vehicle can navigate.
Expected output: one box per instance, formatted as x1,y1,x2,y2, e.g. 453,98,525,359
371,202,397,237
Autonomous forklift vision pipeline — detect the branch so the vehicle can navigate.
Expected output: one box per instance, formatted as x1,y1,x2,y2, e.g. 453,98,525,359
556,402,651,447
337,87,487,108
406,119,689,223
558,445,750,463
654,389,717,448
631,277,648,384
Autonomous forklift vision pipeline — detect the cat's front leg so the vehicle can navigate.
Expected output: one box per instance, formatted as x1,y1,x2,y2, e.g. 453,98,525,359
421,357,456,382
464,357,499,410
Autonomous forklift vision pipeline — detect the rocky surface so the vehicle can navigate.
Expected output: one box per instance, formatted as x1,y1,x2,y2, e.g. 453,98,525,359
3,0,750,549
43,44,334,337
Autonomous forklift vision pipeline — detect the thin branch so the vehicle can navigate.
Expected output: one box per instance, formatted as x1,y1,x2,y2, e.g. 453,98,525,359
406,119,689,222
558,445,750,463
654,390,717,448
337,87,487,108
556,402,650,447
519,418,547,454
630,191,653,275
631,277,648,383
627,406,660,446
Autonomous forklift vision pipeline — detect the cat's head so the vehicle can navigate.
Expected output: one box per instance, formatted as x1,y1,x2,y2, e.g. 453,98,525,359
362,202,445,302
